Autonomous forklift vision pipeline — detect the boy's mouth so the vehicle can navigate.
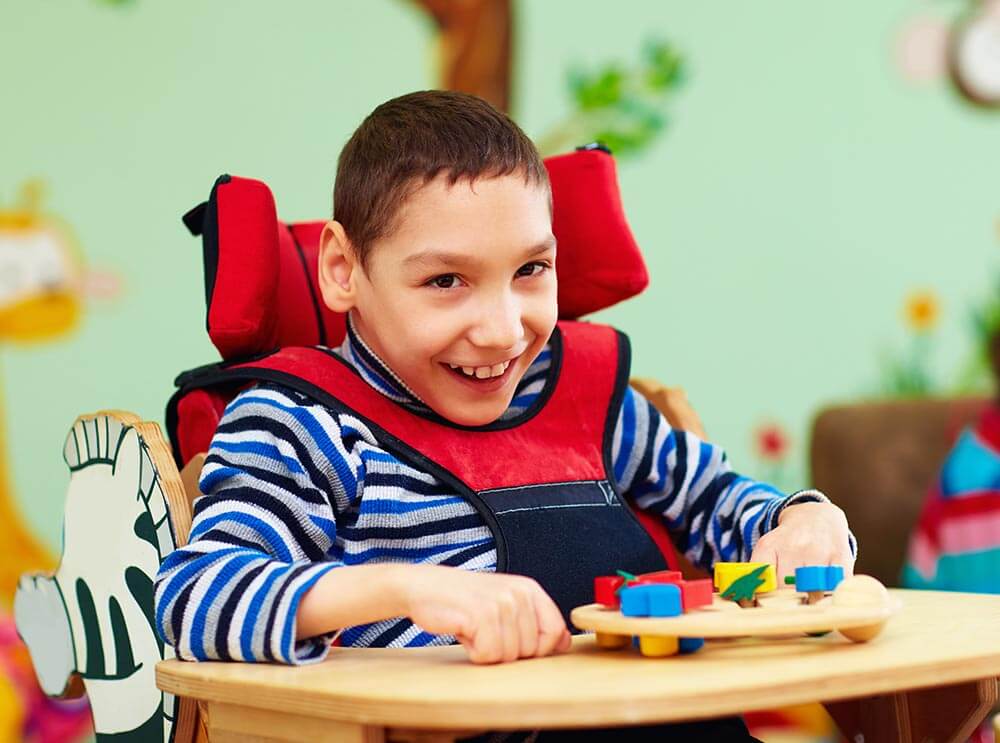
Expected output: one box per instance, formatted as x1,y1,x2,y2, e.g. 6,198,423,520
441,356,519,392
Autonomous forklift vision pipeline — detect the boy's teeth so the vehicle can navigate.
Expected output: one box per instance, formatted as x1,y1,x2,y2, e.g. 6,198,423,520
449,361,512,379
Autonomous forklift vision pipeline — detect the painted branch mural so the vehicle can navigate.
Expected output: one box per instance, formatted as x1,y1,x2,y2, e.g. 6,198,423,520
410,0,512,112
407,0,685,158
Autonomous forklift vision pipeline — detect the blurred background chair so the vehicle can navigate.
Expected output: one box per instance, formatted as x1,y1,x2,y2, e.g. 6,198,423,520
810,397,990,586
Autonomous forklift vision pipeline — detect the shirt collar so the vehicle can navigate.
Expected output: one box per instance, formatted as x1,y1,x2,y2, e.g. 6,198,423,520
337,313,424,408
334,312,551,420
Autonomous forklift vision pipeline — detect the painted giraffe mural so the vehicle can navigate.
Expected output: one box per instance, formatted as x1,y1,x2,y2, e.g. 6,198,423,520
0,181,120,743
0,181,87,606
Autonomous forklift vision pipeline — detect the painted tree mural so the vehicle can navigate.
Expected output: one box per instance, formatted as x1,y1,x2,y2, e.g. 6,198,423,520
410,0,512,112
407,0,685,157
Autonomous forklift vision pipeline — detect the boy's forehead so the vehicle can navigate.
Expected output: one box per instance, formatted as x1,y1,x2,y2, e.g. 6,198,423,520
381,174,553,261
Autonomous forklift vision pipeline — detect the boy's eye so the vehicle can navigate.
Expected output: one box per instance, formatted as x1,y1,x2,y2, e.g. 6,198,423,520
516,261,549,278
428,274,460,289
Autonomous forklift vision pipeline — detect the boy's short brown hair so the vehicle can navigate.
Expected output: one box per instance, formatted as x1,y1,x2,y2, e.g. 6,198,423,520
333,90,549,268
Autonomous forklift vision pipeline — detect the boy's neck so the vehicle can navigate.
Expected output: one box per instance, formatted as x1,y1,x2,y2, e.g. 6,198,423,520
344,312,425,405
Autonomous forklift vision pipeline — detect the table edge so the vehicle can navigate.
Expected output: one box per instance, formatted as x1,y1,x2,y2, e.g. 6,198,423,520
156,657,1000,729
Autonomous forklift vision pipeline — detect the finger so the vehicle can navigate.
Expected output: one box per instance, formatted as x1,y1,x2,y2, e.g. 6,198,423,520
415,606,470,638
804,532,853,573
750,539,782,583
834,543,856,575
531,589,568,657
455,633,478,661
555,628,572,653
470,606,504,664
782,557,809,586
432,603,472,653
497,593,519,663
514,586,539,658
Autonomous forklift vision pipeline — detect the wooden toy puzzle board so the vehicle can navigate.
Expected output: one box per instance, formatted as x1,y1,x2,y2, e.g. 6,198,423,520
571,587,899,638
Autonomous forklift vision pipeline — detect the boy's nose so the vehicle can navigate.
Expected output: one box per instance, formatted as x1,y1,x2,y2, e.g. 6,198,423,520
469,295,522,350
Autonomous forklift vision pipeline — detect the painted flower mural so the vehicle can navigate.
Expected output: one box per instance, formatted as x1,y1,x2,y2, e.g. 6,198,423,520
755,422,791,462
751,421,795,493
878,290,942,397
904,290,941,333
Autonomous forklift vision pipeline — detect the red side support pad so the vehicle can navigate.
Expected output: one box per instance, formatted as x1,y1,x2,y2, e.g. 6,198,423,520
208,177,280,359
174,388,229,465
546,149,649,319
633,509,681,571
206,177,348,359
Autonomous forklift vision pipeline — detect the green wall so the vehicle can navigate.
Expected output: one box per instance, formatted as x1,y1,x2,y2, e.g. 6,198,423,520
2,0,997,551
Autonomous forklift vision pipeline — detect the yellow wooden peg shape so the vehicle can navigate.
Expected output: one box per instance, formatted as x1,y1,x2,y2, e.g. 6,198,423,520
638,635,679,657
713,562,777,596
595,633,629,649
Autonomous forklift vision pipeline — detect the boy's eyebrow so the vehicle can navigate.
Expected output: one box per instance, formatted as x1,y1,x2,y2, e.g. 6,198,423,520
402,236,557,270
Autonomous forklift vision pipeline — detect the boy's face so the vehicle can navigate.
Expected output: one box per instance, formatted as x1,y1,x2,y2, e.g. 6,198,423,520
321,174,558,427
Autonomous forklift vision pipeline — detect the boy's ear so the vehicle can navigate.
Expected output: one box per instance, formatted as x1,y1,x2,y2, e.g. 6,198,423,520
318,220,359,313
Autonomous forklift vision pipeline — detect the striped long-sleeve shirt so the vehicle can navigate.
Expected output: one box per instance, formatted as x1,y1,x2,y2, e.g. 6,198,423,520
155,320,839,664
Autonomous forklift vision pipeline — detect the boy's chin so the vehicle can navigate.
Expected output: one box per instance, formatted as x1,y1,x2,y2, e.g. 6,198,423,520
429,396,511,427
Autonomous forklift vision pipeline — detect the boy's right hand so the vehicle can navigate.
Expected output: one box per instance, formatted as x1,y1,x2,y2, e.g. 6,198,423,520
399,565,571,664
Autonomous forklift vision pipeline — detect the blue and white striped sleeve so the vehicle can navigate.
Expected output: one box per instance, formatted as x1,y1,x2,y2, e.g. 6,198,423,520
610,386,841,571
154,385,356,665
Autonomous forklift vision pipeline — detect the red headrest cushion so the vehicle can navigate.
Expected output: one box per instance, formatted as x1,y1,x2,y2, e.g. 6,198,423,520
545,149,648,319
190,147,647,360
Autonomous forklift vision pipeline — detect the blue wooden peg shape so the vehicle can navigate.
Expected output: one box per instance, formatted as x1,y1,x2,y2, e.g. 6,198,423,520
678,637,704,654
794,565,845,592
620,583,683,617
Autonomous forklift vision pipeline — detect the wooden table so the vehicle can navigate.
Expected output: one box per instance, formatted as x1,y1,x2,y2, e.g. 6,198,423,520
157,589,1000,743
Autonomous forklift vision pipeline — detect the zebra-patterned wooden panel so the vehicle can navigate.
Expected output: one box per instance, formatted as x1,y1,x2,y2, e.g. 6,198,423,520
14,411,197,743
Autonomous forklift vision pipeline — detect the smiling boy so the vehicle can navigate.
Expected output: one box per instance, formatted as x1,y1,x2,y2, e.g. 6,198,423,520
321,163,556,429
155,90,854,739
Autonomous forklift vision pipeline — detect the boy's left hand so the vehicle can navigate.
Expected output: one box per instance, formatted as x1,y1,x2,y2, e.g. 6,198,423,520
748,501,855,583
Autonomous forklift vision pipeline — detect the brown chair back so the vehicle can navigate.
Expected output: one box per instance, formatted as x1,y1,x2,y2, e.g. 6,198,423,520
810,397,989,586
